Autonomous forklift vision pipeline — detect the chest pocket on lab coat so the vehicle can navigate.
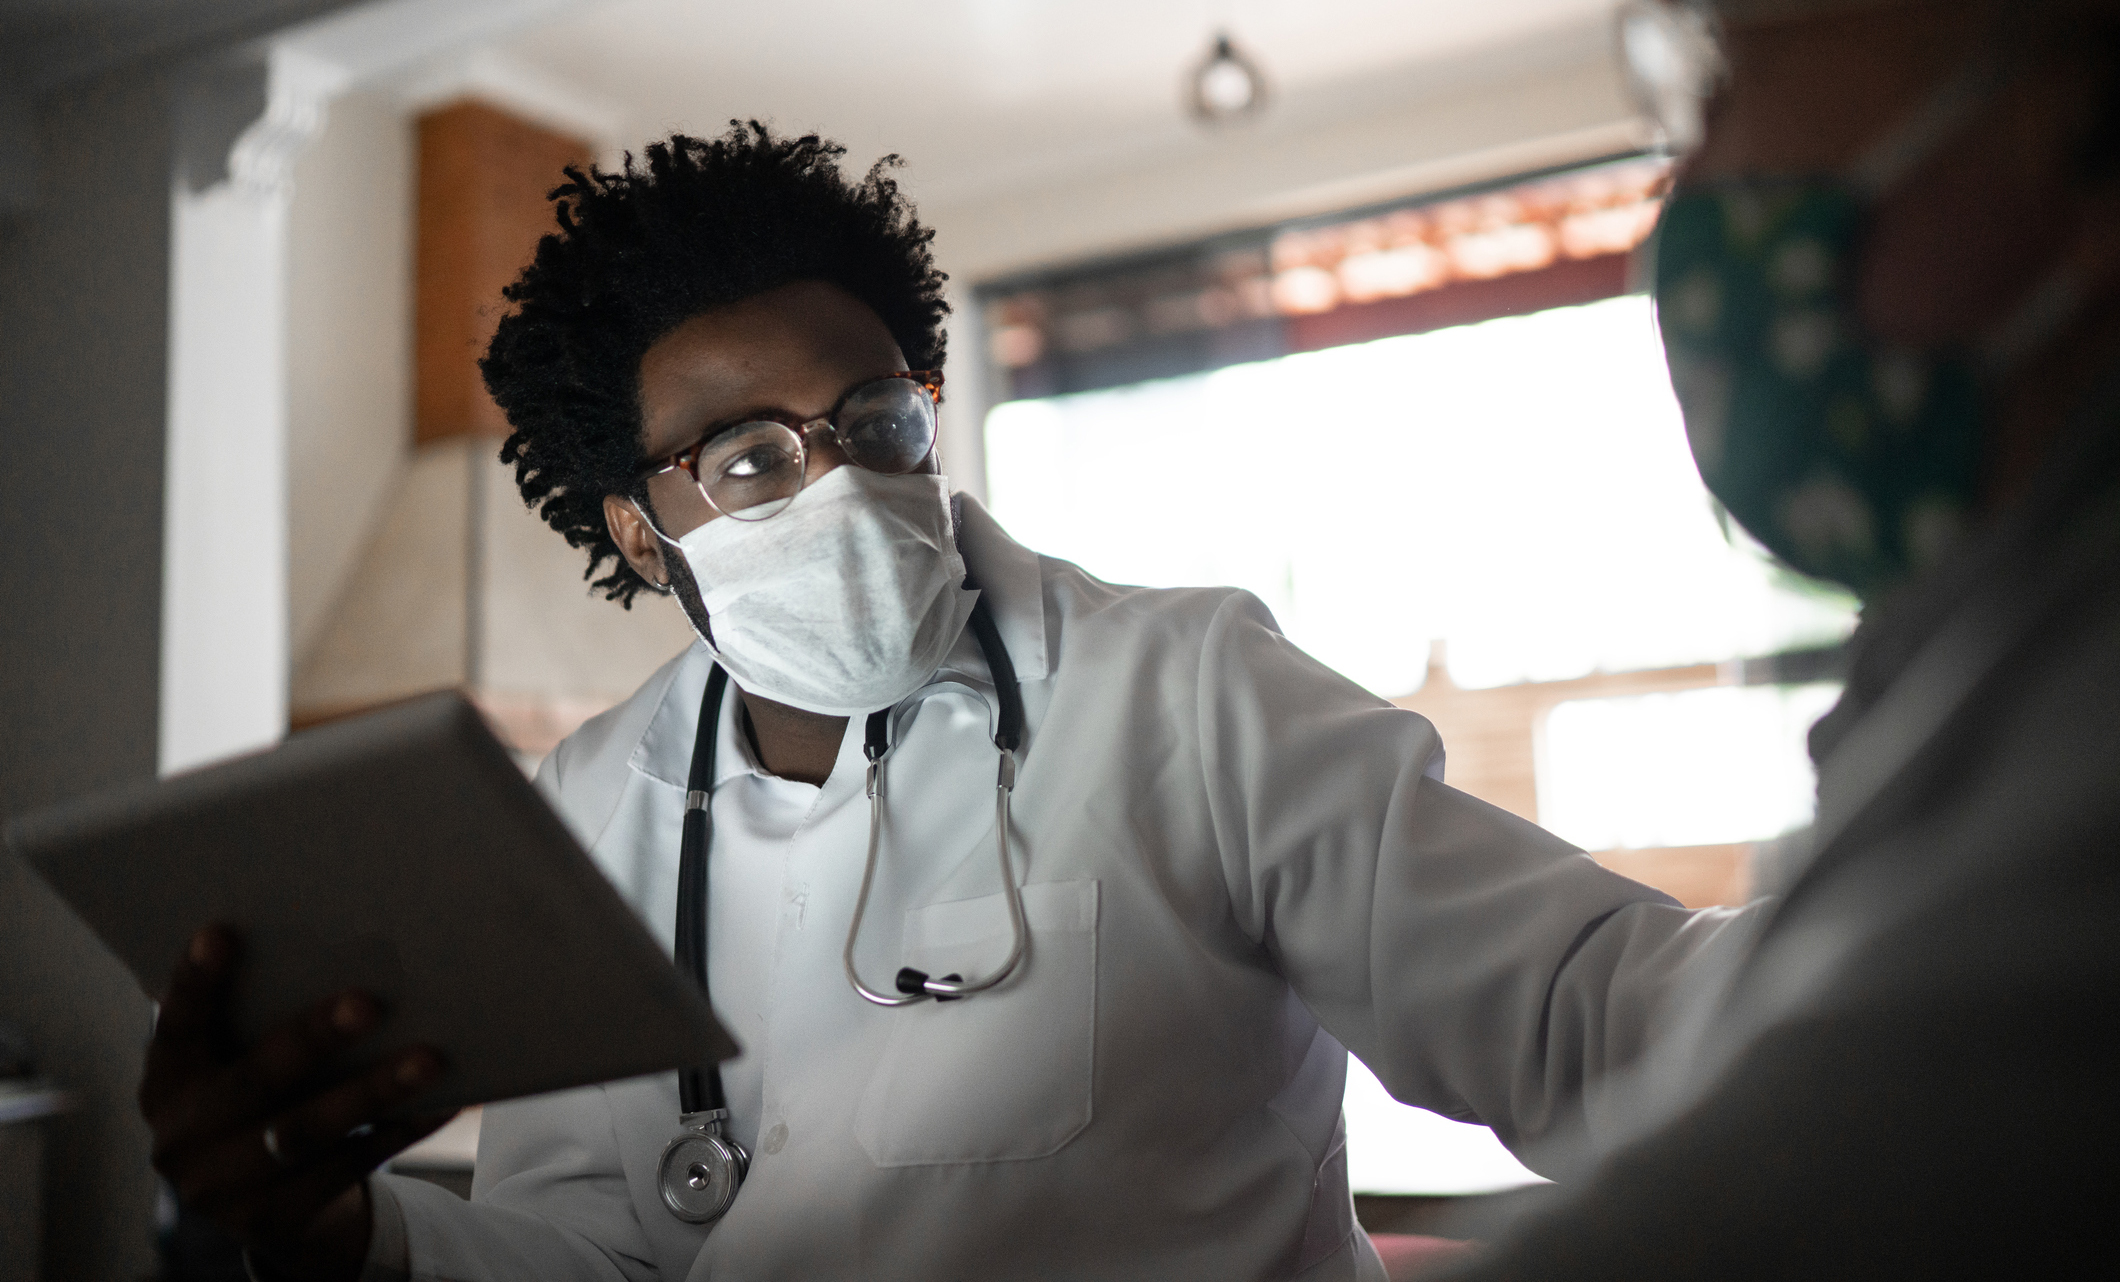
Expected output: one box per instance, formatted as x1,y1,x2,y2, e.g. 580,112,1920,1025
855,880,1098,1166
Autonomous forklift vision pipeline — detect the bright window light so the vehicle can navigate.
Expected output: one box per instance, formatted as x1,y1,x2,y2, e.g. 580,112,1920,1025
983,295,1856,697
1539,682,1843,850
1343,1055,1546,1195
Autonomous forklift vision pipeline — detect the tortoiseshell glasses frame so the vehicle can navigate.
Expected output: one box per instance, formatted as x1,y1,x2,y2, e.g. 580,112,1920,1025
636,370,944,523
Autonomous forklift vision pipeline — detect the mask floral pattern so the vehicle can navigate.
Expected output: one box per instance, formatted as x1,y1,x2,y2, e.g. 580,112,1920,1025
1653,182,1984,600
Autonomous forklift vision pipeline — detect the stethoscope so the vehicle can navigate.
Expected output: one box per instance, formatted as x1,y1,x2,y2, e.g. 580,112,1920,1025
656,595,1029,1224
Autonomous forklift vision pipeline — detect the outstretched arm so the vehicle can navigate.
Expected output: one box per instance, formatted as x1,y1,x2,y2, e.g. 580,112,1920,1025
1192,591,1750,1161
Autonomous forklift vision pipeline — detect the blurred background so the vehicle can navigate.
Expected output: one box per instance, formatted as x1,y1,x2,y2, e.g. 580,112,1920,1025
1,0,1855,1276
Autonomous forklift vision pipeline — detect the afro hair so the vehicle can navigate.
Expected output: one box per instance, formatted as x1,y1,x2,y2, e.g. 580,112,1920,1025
481,121,950,607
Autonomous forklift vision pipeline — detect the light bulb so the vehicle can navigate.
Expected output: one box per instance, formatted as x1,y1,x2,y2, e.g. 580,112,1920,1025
1188,32,1268,125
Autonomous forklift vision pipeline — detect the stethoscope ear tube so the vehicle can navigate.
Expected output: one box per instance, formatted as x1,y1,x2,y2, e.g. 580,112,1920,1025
843,596,1031,1007
966,598,1025,753
880,761,1029,1002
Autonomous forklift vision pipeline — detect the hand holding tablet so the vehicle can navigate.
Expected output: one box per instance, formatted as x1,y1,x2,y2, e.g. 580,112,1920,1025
7,692,733,1274
135,923,453,1278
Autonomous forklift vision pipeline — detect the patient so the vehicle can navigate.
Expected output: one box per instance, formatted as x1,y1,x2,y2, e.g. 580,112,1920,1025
1435,0,2120,1275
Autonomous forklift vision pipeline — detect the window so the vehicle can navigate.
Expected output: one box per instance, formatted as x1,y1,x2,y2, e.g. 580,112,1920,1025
1540,683,1844,852
1344,1058,1549,1195
985,295,1855,698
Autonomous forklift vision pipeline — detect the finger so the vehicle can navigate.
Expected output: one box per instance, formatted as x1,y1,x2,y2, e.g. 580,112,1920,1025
171,1047,442,1205
260,1047,444,1168
243,990,383,1099
233,1111,458,1248
152,925,237,1042
141,926,240,1113
151,990,381,1161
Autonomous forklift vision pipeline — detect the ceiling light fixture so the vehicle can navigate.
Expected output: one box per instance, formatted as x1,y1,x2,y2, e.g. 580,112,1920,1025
1187,31,1268,126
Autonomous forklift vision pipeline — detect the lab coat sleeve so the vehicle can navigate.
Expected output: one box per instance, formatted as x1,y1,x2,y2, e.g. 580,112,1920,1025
375,1085,657,1282
1193,590,1739,1158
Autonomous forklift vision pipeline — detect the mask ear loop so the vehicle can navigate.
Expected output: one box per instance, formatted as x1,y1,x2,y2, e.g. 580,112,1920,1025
1834,48,2100,379
1846,55,2003,200
630,497,681,595
1983,270,2092,378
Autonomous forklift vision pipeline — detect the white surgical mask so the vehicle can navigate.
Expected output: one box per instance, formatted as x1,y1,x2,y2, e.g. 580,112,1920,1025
665,467,978,717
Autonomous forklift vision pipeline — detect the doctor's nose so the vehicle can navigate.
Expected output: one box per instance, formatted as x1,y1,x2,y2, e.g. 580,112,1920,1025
797,419,853,482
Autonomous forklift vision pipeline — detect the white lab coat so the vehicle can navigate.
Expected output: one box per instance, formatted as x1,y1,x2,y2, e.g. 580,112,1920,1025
372,495,1735,1281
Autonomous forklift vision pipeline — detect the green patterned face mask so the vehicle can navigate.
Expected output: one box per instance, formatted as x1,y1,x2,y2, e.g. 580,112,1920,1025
1653,183,1985,600
1647,59,2085,601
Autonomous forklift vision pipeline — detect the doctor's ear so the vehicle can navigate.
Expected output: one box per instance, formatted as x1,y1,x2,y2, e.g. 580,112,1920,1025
604,494,672,592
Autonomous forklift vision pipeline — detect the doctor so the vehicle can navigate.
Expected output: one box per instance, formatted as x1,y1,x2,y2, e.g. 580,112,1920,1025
143,124,1739,1281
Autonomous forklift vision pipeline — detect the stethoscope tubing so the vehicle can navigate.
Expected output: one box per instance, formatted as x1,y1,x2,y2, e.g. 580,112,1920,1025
678,665,731,1117
842,749,1029,1005
678,594,1029,1053
663,592,1027,1225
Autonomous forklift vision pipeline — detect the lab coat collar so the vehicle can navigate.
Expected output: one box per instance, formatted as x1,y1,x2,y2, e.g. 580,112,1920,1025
629,647,806,794
953,491,1049,682
628,644,717,791
628,489,1050,791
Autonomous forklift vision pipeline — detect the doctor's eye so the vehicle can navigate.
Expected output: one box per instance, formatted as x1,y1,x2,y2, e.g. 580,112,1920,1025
836,380,937,474
719,445,793,480
698,421,808,519
705,425,803,482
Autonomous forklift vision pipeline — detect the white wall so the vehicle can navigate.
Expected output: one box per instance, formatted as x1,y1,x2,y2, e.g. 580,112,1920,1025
162,174,292,774
286,89,416,665
936,280,991,504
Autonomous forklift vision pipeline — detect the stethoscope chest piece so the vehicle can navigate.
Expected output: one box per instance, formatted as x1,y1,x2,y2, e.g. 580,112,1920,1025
658,1108,749,1224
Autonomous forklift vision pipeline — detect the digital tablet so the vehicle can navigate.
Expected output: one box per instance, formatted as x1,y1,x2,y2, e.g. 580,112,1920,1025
7,692,734,1115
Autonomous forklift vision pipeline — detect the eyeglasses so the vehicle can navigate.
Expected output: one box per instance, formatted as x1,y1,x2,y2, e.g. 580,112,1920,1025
1618,0,1727,158
638,370,943,523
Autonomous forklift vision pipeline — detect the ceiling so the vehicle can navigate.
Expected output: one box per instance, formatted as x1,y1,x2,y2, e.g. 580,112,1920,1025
2,0,1642,274
493,0,1626,219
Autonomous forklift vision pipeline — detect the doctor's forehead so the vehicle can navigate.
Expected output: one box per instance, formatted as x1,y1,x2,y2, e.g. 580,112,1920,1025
636,280,908,442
